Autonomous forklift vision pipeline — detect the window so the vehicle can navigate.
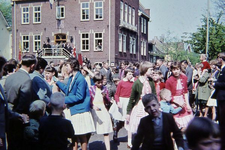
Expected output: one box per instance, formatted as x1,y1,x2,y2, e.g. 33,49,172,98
141,18,144,33
56,6,65,19
141,40,143,55
128,6,131,24
94,1,103,20
143,41,146,56
144,19,147,34
119,33,122,52
81,2,89,21
33,6,41,23
129,37,133,53
132,8,135,26
124,4,127,22
22,35,29,52
94,33,103,51
81,33,89,51
33,35,41,52
22,7,29,24
123,34,126,52
133,38,136,54
120,1,123,22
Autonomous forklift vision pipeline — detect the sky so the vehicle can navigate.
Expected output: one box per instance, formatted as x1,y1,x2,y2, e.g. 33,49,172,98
140,0,218,40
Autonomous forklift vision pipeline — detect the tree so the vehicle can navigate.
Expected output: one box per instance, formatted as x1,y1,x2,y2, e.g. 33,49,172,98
0,1,12,26
187,13,225,60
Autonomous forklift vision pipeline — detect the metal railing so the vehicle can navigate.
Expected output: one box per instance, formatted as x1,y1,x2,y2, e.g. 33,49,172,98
37,48,72,58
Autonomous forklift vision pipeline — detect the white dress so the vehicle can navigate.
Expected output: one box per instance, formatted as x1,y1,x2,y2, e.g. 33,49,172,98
91,88,113,134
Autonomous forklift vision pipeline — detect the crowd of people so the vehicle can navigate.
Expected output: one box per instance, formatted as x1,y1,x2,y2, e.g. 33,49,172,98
0,52,224,150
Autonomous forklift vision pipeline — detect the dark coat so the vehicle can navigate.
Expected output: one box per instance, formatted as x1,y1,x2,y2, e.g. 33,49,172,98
212,66,225,100
132,113,184,150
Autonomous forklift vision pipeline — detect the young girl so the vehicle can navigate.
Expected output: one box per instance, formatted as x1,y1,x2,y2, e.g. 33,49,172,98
165,62,193,129
126,61,156,148
152,70,165,101
113,69,134,144
89,73,113,150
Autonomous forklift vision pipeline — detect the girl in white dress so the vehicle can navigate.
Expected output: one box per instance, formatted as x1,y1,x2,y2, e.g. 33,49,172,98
89,73,113,150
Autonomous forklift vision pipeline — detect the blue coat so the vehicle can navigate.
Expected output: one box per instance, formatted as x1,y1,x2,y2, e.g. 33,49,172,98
56,71,91,115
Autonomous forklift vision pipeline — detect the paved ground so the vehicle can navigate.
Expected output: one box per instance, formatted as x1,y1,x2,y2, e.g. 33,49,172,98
80,128,129,150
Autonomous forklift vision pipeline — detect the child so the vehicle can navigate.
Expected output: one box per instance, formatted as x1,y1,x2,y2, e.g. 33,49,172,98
89,73,113,150
24,100,46,150
39,92,74,150
153,70,165,101
159,89,183,114
132,93,184,150
185,117,221,150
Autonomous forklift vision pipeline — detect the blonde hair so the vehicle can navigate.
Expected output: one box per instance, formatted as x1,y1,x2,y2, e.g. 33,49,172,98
29,100,46,119
159,88,171,100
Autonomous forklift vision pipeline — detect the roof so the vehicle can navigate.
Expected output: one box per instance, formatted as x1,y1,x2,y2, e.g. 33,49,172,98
0,10,10,27
139,2,150,19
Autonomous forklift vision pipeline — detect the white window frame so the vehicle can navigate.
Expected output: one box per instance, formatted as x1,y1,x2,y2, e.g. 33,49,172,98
119,33,122,52
22,6,29,24
94,1,103,20
132,8,135,26
33,35,41,52
56,6,65,19
81,2,90,21
33,6,41,23
22,35,29,52
141,40,143,55
94,32,103,51
120,1,123,22
133,38,136,54
123,34,126,52
143,41,146,56
124,4,128,22
128,6,131,24
129,36,133,54
141,18,144,33
144,19,147,34
81,33,90,51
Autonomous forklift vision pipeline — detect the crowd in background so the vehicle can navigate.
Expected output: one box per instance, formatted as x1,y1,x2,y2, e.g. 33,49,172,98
0,52,224,150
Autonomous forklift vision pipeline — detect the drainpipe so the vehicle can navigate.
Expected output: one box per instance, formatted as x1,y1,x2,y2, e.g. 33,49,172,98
108,0,111,65
13,1,16,59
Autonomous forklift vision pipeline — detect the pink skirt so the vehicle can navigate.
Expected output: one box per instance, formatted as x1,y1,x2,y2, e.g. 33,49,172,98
128,100,148,133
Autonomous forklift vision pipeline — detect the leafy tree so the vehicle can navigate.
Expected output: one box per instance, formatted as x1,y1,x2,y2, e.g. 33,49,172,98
0,1,12,26
187,13,225,60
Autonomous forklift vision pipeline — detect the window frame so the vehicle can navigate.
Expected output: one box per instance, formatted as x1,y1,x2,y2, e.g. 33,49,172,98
33,6,41,24
141,18,144,33
129,36,133,54
123,34,126,52
120,1,123,22
94,1,103,20
144,19,147,34
132,8,135,26
128,6,131,24
33,34,41,52
133,38,136,54
124,4,128,23
94,32,103,51
119,33,122,52
81,33,90,51
22,35,30,52
56,6,65,19
21,6,29,24
81,2,90,21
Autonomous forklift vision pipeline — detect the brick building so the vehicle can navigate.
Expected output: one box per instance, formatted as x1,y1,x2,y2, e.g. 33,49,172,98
12,0,150,66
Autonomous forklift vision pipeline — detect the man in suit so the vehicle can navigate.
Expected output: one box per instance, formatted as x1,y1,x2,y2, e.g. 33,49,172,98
100,62,112,87
181,60,194,107
30,57,52,105
211,52,225,150
132,94,184,150
5,54,36,150
156,59,168,81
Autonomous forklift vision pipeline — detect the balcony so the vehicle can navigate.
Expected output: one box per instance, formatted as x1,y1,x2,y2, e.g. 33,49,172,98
119,21,137,32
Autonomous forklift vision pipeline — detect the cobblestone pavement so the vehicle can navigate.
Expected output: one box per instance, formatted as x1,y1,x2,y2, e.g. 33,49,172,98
85,128,129,150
